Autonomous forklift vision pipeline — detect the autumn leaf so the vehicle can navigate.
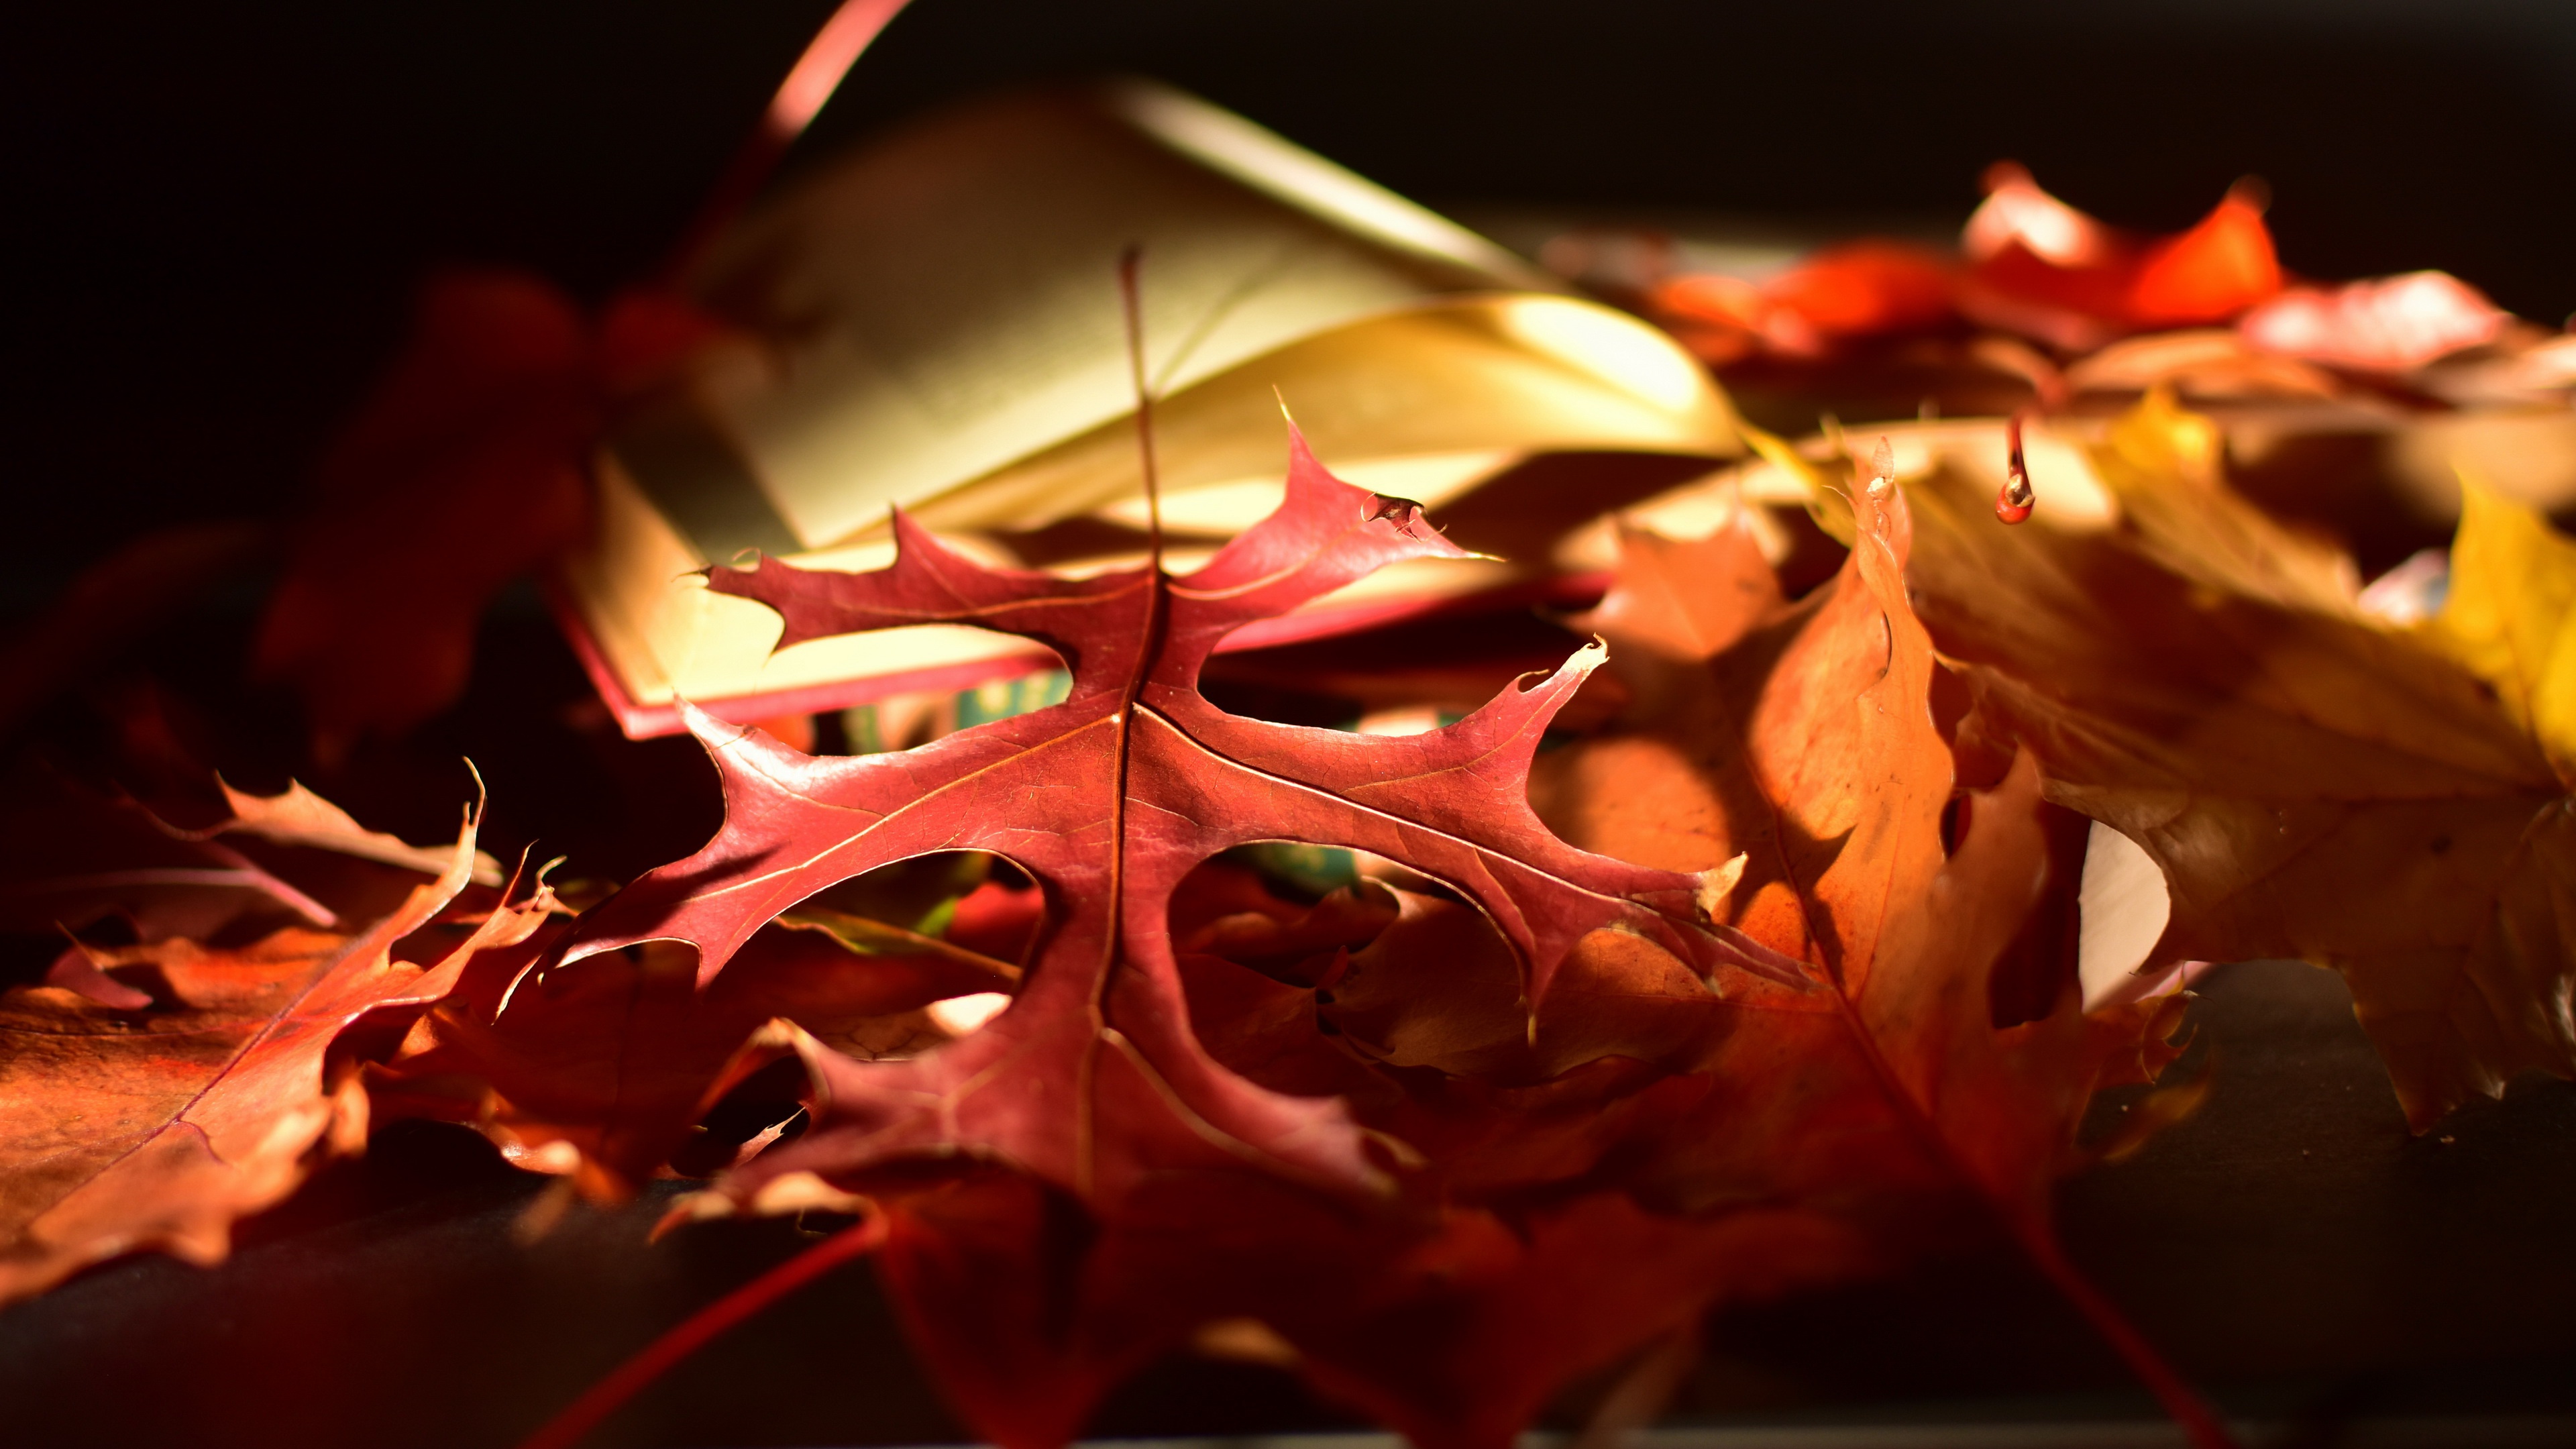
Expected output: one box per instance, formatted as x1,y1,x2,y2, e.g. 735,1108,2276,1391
600,472,2218,1449
0,767,338,950
1526,460,2011,1006
195,776,506,885
2429,477,2576,775
367,906,1021,1200
1497,479,2209,1419
474,428,1855,1449
0,792,551,1303
543,423,1801,1226
1901,397,2576,1128
1,768,513,1021
1647,162,2286,364
1959,164,2281,350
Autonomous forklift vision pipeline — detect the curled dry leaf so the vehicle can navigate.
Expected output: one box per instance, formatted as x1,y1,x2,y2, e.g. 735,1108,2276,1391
0,768,336,947
0,797,552,1303
366,910,1022,1199
196,777,506,887
1904,394,2576,1128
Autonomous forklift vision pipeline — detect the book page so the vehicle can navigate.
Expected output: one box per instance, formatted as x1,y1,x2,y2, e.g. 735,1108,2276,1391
899,292,1741,538
666,83,1536,554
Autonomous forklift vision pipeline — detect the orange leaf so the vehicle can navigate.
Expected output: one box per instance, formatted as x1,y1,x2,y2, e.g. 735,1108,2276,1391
0,800,546,1301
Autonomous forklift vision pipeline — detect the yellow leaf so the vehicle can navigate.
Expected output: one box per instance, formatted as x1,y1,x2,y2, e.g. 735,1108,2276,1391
2430,476,2576,777
2087,386,2358,614
1735,415,1856,545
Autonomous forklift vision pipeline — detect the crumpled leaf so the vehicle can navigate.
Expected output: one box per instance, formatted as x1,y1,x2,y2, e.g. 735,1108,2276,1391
0,797,548,1303
1902,398,2576,1128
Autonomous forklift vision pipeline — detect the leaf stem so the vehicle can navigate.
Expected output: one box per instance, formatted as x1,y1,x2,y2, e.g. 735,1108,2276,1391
2011,1219,2243,1449
1822,987,2237,1448
1117,245,1164,572
1997,407,2037,524
655,0,915,284
513,1212,888,1449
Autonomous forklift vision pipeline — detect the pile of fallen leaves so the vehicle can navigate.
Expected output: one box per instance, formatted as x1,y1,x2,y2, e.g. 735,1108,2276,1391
7,153,2576,1449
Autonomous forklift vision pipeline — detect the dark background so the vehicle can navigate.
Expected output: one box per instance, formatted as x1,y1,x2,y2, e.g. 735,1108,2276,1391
7,0,2575,610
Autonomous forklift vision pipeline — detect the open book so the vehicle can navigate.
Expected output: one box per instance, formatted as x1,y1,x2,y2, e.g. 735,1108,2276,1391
553,79,1742,737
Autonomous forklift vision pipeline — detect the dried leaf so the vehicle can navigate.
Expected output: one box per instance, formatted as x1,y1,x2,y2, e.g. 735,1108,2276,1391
674,476,2214,1449
543,425,1799,1232
2429,478,2576,774
1903,400,2576,1128
0,800,543,1302
369,910,1018,1198
1962,166,2280,349
200,777,505,885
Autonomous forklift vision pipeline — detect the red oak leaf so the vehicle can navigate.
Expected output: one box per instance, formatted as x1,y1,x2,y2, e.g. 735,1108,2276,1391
543,425,1803,1222
525,472,2217,1449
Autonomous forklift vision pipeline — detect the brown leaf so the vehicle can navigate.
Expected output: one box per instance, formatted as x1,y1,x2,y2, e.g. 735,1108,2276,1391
1902,399,2574,1128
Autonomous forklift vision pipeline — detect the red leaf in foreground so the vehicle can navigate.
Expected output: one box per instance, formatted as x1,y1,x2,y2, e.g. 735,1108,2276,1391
525,471,2224,1449
547,425,1800,1216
